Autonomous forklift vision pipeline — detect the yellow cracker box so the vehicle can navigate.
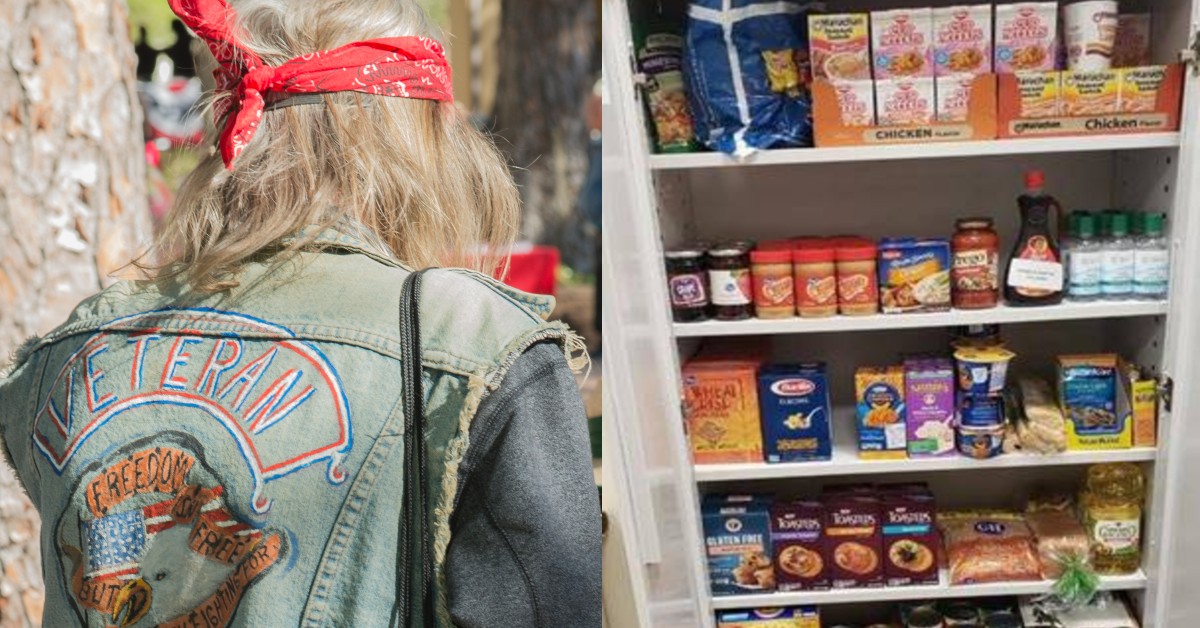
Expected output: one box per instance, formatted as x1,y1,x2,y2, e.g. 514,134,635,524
717,607,820,628
1119,358,1158,448
1015,71,1060,118
856,366,908,459
1119,65,1167,113
682,359,764,464
1061,70,1120,116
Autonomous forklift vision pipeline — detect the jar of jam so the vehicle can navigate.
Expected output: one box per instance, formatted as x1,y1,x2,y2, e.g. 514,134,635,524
952,218,1000,309
750,249,794,319
834,238,879,316
707,245,754,320
794,245,837,318
664,249,709,323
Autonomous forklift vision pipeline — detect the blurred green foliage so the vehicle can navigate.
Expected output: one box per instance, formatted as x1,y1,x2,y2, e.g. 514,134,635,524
128,0,181,49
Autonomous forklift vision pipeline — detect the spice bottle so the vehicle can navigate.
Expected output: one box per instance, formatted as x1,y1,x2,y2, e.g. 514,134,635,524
794,245,838,318
835,238,879,316
952,218,1000,309
664,249,709,323
1005,170,1064,306
707,245,754,320
750,249,795,319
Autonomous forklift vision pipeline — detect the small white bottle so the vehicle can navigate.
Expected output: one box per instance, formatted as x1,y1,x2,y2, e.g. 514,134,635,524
1133,213,1169,300
1067,213,1102,301
1100,211,1135,300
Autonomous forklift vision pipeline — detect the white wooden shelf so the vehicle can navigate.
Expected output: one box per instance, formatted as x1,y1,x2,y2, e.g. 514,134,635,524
673,300,1168,338
710,570,1147,609
650,133,1180,170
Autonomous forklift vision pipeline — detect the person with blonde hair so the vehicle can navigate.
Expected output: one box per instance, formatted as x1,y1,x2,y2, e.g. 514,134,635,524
0,0,600,626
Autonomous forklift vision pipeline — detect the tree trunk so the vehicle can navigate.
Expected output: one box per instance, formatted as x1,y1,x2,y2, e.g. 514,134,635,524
0,0,150,625
494,0,597,274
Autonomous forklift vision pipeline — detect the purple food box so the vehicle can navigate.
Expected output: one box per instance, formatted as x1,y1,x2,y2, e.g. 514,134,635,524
770,500,829,591
904,358,956,457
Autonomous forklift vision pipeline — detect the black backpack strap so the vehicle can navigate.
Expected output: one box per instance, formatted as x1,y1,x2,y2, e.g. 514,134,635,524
393,269,435,627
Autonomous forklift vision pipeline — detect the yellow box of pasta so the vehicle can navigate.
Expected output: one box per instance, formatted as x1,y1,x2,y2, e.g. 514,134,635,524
717,607,821,628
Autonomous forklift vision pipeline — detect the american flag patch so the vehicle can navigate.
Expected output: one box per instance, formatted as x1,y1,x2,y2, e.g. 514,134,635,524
83,510,145,578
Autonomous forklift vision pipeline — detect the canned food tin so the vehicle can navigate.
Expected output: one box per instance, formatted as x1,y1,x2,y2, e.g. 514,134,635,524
957,424,1005,459
940,600,982,626
982,611,1022,628
907,607,946,628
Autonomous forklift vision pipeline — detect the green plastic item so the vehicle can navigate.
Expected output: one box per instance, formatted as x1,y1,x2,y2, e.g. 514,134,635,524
1052,554,1101,609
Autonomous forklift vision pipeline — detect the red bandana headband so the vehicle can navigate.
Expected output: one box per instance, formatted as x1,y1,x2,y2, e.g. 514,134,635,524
168,0,454,169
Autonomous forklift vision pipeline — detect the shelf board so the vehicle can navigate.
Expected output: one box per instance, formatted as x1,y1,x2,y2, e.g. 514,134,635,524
710,570,1147,609
673,300,1168,338
650,133,1180,170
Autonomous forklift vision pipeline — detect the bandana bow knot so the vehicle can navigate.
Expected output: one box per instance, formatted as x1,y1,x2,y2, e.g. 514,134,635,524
168,0,453,169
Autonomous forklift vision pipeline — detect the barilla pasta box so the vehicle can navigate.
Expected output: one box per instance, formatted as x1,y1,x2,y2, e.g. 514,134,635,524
704,495,776,596
871,8,934,79
903,358,956,457
759,364,833,463
881,491,940,586
856,366,908,459
1058,354,1131,449
933,5,993,76
717,607,821,628
683,358,764,464
771,500,829,591
823,493,884,588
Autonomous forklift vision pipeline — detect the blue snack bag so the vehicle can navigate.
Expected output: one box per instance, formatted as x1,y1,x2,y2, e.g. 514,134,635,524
684,0,819,155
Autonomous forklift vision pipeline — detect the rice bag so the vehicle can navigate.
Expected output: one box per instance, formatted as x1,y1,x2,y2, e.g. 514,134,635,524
938,510,1042,585
684,0,819,155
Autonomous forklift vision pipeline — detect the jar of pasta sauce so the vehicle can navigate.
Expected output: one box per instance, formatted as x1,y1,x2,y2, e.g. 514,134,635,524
664,249,709,323
707,245,754,320
952,218,1000,309
835,239,879,316
794,245,838,318
750,249,795,319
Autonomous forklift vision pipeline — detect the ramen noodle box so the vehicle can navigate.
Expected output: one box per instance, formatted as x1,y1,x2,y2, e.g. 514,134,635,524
704,495,776,596
1061,70,1119,115
855,366,908,459
809,14,871,81
904,358,956,457
878,238,952,313
872,9,934,79
933,5,993,76
936,73,976,122
1113,14,1151,68
875,78,936,126
995,3,1058,73
824,494,884,588
1058,354,1131,449
1016,71,1062,117
759,364,833,462
771,500,829,591
683,359,764,464
716,607,821,628
832,80,876,127
882,492,940,586
1118,66,1167,113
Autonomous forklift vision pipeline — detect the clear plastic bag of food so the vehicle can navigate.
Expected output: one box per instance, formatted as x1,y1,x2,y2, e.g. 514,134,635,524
1025,510,1090,579
938,510,1042,585
1005,378,1068,454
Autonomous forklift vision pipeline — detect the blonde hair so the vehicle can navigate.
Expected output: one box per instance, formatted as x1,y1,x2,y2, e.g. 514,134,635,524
150,0,518,291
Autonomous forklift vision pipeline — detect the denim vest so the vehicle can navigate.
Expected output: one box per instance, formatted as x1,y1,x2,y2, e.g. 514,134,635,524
0,228,578,627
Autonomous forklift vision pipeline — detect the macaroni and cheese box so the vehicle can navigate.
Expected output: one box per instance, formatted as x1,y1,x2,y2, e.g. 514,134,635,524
1119,66,1168,113
1016,70,1061,117
717,607,821,628
759,364,833,463
770,500,829,591
824,493,884,588
904,358,956,457
704,495,776,596
1062,70,1120,116
871,8,934,79
809,14,871,81
683,359,764,464
878,238,952,313
1058,354,1131,450
855,366,908,459
881,491,940,586
933,5,993,76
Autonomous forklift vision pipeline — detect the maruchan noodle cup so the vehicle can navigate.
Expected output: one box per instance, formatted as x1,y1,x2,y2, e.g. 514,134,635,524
933,5,993,76
936,73,976,122
995,3,1058,73
1015,71,1061,118
1063,0,1119,71
833,80,876,126
809,14,872,81
875,78,935,126
1062,69,1120,115
871,8,934,79
1118,66,1167,113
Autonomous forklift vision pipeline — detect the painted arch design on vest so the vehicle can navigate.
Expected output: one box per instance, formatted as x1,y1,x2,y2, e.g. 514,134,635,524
32,307,352,514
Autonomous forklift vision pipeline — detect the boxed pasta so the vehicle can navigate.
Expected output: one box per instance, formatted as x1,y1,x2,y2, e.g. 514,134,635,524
855,366,908,459
1062,70,1120,116
1058,354,1131,450
871,8,934,79
936,73,976,122
824,493,884,588
904,358,956,457
1119,65,1168,113
875,78,936,126
809,14,871,81
717,607,821,628
704,495,776,596
683,358,764,464
759,364,833,462
933,5,993,76
878,238,952,313
771,500,829,591
995,3,1058,73
1113,13,1151,68
831,80,876,127
882,491,940,586
1016,71,1062,117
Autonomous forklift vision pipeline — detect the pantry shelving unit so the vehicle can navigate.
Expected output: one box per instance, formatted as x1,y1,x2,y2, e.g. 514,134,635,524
602,0,1200,626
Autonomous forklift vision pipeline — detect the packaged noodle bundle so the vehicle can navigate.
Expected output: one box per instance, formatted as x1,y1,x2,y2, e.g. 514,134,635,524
938,510,1042,585
1004,377,1068,454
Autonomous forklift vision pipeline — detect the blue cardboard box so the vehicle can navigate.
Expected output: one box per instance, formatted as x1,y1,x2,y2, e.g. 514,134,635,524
758,363,833,463
703,495,776,596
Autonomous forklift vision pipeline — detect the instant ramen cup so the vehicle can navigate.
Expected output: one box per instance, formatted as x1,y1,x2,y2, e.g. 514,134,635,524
1063,0,1119,70
954,346,1016,396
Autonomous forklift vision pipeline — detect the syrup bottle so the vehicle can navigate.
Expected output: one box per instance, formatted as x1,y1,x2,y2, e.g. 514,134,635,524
1005,170,1064,306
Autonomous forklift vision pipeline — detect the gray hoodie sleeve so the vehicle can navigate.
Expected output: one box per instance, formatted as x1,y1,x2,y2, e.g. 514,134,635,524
445,342,601,628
